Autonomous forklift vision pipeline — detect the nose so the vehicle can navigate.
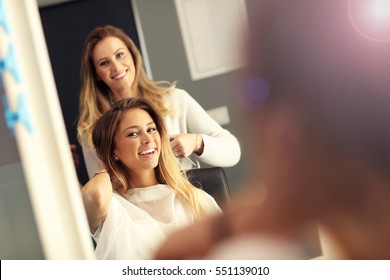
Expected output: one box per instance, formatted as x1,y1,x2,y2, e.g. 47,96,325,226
140,132,152,144
111,59,120,71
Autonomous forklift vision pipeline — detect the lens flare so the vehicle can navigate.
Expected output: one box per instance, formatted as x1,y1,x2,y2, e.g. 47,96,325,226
235,76,270,110
372,0,390,20
349,0,390,42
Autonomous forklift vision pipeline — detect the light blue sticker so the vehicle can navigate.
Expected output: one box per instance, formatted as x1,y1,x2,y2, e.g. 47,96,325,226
0,0,10,34
0,45,21,83
1,93,33,137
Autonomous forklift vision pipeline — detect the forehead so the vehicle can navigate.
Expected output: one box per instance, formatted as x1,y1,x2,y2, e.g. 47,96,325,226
93,36,127,59
118,108,153,127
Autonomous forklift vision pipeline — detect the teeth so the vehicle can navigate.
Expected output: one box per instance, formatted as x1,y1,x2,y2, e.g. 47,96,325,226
112,71,126,79
140,148,155,155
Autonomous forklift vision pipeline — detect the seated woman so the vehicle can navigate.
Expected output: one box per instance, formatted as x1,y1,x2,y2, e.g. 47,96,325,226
81,98,221,259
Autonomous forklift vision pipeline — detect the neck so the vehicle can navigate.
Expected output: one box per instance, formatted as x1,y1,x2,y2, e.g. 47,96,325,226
112,83,139,102
112,89,135,102
129,169,159,188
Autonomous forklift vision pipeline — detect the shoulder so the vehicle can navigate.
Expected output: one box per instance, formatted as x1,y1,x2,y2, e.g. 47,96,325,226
165,88,190,100
163,88,191,110
194,187,214,201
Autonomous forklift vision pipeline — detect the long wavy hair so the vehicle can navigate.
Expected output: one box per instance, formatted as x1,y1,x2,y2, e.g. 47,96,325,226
92,98,206,219
77,25,175,149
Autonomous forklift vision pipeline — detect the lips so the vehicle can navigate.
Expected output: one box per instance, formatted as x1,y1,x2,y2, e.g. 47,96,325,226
139,148,156,155
112,69,127,80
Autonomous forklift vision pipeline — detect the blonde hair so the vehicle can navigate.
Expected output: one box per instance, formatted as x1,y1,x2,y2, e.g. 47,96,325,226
77,25,175,149
92,98,206,219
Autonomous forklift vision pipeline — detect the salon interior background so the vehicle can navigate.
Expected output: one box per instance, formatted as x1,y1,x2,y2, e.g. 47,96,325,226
0,0,255,260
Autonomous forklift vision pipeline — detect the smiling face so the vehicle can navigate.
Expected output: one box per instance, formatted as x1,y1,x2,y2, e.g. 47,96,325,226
93,36,136,101
113,108,161,176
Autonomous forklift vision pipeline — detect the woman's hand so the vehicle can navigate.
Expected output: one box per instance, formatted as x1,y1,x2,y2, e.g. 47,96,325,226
170,133,204,157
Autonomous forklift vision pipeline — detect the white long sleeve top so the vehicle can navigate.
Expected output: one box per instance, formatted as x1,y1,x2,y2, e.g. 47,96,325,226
81,88,241,178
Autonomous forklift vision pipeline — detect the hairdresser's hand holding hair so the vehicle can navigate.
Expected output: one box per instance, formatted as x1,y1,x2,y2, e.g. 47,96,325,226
81,98,221,260
155,0,390,260
170,133,204,158
77,25,240,178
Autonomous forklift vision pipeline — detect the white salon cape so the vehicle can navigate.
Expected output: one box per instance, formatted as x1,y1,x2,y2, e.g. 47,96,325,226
92,184,221,260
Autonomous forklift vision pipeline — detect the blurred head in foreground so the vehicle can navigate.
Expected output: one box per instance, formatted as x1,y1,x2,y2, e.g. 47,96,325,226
241,0,390,258
154,0,390,260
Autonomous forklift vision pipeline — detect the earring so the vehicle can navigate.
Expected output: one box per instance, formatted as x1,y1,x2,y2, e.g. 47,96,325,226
114,155,119,161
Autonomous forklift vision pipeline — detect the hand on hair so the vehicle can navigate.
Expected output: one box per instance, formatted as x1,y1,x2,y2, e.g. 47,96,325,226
170,133,203,158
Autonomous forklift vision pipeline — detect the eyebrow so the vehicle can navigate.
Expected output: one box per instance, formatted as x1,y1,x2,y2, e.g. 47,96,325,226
121,121,155,135
96,48,125,64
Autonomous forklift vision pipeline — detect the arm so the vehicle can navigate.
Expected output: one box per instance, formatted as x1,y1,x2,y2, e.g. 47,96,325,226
154,167,320,260
167,89,241,167
80,138,104,179
154,193,261,259
154,184,275,259
81,171,112,233
169,133,204,158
